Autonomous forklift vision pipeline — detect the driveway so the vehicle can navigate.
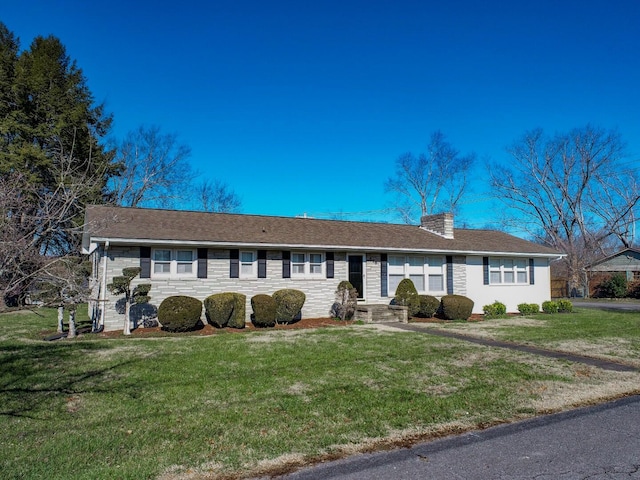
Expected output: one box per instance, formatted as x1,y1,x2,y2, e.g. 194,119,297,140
260,395,640,479
571,299,640,311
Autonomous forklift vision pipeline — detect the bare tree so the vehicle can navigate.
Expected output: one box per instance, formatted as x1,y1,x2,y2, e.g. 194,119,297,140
110,125,194,208
0,142,109,307
385,131,476,223
193,178,242,213
489,125,640,294
35,256,91,338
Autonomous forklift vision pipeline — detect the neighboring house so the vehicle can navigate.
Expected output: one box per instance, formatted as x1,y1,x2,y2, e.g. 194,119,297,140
586,248,640,296
82,205,562,332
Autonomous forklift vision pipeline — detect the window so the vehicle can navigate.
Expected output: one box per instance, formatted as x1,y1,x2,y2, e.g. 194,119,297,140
388,255,446,294
388,255,405,294
153,249,171,274
240,251,256,278
152,248,196,277
292,253,306,275
427,256,444,291
310,253,323,274
176,250,194,274
291,252,324,277
489,257,528,284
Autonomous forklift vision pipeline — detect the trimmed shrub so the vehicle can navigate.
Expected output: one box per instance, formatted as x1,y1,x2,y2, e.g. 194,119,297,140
394,278,420,317
203,293,234,328
557,299,573,313
416,295,440,318
541,300,559,314
272,289,306,324
158,295,203,332
439,294,474,321
597,273,628,298
251,294,276,327
517,303,539,315
330,280,358,320
483,300,507,318
228,293,246,328
204,292,246,328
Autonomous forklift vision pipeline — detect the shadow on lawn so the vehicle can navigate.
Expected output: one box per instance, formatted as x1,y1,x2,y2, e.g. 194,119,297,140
0,341,141,418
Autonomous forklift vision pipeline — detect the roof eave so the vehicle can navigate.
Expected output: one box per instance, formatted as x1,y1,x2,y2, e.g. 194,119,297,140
87,236,562,258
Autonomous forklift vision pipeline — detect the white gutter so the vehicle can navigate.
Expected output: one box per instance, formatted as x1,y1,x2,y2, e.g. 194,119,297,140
89,236,563,259
99,240,109,330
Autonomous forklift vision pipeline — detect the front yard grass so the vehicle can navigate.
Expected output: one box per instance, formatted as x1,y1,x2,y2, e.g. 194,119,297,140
1,308,639,479
419,307,640,367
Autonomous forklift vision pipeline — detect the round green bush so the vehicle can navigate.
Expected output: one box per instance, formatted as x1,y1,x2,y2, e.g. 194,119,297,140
417,295,440,318
541,300,559,314
517,303,539,315
204,292,246,329
272,289,306,324
439,294,474,320
251,294,277,327
204,293,234,328
394,278,420,317
556,299,573,313
158,295,203,332
227,293,246,328
482,300,507,318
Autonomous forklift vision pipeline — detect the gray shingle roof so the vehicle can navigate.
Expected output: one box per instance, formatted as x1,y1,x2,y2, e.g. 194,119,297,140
84,205,561,256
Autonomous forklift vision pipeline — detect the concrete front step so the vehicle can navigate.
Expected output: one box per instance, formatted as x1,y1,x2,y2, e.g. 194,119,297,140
354,304,408,323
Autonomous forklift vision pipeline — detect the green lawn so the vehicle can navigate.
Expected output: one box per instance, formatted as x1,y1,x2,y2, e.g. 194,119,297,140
1,308,638,479
422,307,640,367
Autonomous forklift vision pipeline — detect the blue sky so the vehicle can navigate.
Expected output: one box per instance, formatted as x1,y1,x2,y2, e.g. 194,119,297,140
3,0,640,228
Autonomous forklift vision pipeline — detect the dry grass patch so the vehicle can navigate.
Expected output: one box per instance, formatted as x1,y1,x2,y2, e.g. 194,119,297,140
526,370,640,412
547,339,640,368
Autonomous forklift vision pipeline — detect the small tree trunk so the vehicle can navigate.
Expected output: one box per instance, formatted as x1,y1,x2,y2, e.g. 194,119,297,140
68,307,77,339
123,298,131,335
57,305,65,333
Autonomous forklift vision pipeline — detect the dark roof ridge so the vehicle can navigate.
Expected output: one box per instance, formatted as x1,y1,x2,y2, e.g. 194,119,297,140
86,204,420,228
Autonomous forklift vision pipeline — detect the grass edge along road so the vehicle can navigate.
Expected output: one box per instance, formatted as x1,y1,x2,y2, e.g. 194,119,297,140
0,308,638,479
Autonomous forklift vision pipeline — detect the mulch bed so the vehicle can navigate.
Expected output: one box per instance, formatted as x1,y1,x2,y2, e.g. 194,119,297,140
77,313,490,339
96,317,355,338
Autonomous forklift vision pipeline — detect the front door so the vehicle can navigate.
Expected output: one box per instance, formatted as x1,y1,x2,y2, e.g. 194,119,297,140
348,255,365,300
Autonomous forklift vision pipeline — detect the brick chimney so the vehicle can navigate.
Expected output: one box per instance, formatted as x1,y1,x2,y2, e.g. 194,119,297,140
420,213,454,239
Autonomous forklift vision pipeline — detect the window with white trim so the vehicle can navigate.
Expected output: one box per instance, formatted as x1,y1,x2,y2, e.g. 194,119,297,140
291,252,324,277
427,256,444,291
240,251,256,278
152,248,196,277
388,255,446,294
489,257,528,284
153,249,172,274
176,250,194,274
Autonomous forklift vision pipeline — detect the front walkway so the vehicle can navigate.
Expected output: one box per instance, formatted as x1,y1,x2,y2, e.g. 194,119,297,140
390,323,638,372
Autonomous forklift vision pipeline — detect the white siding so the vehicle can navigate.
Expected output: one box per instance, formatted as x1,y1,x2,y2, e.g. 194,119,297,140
465,256,551,313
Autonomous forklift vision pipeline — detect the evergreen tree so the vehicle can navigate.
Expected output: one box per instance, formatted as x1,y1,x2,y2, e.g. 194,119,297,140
0,22,117,305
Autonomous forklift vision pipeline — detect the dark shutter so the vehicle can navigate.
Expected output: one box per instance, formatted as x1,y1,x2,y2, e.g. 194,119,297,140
446,255,454,294
529,258,535,285
282,251,291,278
483,257,489,285
381,253,388,297
326,252,334,278
258,250,267,278
230,249,239,278
140,246,151,278
197,248,208,278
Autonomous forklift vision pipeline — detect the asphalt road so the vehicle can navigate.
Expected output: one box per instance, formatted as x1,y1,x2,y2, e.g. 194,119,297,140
261,395,640,479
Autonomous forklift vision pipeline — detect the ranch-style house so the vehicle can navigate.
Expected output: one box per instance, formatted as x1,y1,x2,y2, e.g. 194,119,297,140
82,205,562,332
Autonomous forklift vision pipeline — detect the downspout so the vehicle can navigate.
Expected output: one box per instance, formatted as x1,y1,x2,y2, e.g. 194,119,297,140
98,240,110,331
